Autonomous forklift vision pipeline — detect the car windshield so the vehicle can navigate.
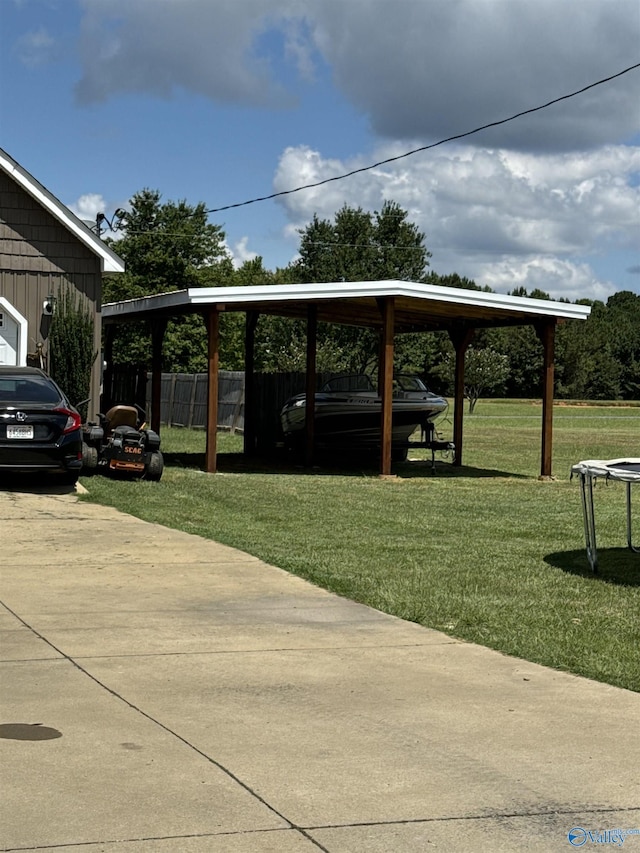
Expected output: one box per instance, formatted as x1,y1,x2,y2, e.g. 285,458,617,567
0,376,61,404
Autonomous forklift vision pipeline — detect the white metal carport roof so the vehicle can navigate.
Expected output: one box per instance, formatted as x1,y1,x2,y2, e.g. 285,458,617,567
103,281,591,330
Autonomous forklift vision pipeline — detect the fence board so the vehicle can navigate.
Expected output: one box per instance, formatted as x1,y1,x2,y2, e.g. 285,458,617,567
106,369,332,447
144,371,245,430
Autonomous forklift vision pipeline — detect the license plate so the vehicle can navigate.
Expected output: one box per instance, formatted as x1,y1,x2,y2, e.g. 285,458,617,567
7,425,34,439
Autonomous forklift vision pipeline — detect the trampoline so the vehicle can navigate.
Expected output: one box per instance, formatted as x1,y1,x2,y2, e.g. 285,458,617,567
571,458,640,572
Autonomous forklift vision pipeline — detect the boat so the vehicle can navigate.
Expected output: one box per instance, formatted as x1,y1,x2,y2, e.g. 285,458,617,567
280,374,448,457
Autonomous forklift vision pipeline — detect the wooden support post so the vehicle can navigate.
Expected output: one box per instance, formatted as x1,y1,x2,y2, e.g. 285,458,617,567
305,305,317,467
379,297,395,476
448,327,475,467
205,308,220,474
536,320,556,479
244,311,258,456
150,319,167,434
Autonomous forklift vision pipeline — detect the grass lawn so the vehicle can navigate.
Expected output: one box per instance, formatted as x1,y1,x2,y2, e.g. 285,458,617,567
79,400,640,692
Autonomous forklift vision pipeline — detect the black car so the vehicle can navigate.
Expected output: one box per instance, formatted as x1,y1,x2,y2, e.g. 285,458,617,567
0,367,83,484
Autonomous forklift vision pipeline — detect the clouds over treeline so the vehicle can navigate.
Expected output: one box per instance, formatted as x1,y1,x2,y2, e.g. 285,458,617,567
273,142,640,300
72,0,639,153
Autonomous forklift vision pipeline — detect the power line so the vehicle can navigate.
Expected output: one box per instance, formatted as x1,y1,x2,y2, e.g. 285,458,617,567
101,61,639,235
203,61,640,215
304,241,426,251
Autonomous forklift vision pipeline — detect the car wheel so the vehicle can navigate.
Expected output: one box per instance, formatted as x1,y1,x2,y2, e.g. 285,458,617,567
145,451,164,481
60,470,80,487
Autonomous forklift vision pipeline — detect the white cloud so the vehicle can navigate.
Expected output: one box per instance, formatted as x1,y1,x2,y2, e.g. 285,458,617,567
307,0,640,152
16,26,56,67
66,192,107,221
471,258,614,303
227,236,258,269
272,142,640,299
73,0,640,152
75,0,303,106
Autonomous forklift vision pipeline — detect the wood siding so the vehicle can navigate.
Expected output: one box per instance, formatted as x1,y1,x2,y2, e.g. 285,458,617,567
0,171,104,413
0,172,101,278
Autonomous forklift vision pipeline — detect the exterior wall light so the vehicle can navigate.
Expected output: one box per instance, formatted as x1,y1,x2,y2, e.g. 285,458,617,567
43,295,56,316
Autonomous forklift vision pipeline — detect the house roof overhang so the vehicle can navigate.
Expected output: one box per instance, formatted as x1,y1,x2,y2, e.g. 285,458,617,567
102,280,591,333
0,147,125,274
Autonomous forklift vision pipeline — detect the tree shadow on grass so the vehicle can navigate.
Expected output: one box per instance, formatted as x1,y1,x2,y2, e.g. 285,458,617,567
544,548,640,586
163,450,526,480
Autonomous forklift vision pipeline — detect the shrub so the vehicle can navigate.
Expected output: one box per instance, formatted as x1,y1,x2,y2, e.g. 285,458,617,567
49,287,96,417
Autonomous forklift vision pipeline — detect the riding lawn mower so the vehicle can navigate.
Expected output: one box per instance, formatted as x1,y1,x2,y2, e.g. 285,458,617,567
81,404,164,480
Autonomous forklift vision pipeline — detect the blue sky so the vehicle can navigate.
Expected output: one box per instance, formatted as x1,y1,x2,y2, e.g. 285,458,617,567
1,0,639,301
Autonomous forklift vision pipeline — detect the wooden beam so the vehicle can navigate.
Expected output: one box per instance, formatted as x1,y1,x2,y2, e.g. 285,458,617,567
379,297,395,476
243,311,259,456
536,320,556,478
305,305,318,467
205,308,220,474
150,319,167,434
448,327,475,466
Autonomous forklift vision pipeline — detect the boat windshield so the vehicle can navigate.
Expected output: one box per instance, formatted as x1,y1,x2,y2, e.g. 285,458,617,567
321,375,431,394
321,375,376,393
393,375,428,392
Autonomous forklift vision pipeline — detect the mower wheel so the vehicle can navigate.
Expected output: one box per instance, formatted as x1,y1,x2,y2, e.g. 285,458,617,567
82,442,99,471
145,451,164,481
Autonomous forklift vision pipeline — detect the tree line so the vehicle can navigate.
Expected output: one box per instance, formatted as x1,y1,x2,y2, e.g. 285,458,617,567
104,189,640,403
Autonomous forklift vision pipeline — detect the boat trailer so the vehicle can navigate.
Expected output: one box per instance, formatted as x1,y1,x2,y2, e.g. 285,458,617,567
407,420,455,473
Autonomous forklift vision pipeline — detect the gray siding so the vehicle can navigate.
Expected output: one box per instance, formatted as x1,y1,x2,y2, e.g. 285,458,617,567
0,172,104,414
0,172,101,281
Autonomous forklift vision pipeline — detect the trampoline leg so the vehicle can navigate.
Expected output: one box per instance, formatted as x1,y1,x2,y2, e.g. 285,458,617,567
626,482,640,554
580,473,598,573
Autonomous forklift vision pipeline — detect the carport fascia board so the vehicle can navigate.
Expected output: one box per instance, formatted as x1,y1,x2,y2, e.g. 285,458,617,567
102,281,593,327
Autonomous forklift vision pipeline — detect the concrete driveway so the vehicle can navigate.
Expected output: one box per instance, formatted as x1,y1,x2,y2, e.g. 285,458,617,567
1,485,639,852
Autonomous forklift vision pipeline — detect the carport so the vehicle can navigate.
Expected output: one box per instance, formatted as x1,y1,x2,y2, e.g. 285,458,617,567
102,280,591,477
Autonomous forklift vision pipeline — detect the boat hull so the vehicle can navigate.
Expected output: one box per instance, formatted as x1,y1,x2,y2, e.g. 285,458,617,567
280,391,447,449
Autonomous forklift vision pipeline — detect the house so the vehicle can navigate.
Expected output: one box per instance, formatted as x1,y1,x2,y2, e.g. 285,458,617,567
0,147,124,417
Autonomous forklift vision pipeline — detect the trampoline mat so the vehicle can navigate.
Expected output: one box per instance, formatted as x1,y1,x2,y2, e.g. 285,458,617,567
572,458,640,482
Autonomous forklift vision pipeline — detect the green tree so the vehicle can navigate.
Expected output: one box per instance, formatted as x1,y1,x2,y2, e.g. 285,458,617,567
105,189,227,298
555,296,638,401
426,271,493,293
604,291,640,398
438,346,510,413
293,201,431,284
490,325,542,397
103,189,230,371
464,347,510,413
48,287,96,417
265,201,433,374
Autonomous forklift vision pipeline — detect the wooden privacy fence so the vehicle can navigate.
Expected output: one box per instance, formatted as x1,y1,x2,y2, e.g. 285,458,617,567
146,372,245,432
106,369,331,446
